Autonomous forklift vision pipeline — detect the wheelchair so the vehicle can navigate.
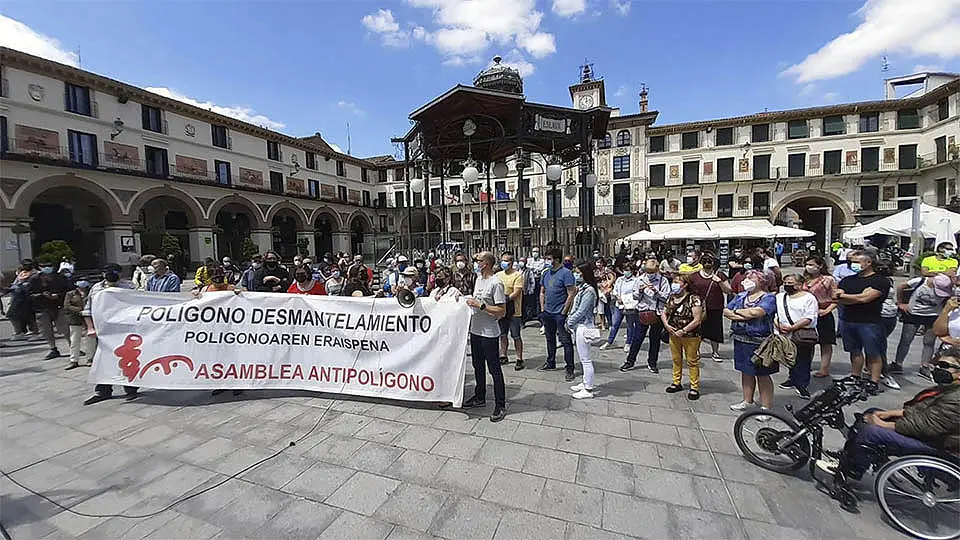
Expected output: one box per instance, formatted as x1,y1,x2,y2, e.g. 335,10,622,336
733,376,960,540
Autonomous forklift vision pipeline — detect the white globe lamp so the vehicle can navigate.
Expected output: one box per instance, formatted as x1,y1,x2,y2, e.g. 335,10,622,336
409,176,425,193
546,163,562,182
584,172,597,188
462,163,480,183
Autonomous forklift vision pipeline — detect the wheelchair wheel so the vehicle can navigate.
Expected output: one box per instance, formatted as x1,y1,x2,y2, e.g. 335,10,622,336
733,408,810,472
874,456,960,540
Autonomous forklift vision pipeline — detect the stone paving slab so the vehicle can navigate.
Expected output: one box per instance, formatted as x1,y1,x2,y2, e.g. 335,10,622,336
0,317,928,539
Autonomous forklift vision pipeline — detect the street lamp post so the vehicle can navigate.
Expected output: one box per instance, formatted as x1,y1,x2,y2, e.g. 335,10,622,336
894,196,923,277
809,206,833,264
546,158,562,246
410,175,425,253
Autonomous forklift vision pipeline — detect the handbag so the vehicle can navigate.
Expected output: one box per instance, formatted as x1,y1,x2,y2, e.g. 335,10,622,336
582,326,603,344
780,294,818,346
638,310,659,325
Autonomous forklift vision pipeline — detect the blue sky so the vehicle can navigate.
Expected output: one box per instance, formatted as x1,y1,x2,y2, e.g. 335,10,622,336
2,0,958,158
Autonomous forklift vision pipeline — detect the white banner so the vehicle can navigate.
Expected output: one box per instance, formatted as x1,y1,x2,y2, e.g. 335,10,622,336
88,289,471,407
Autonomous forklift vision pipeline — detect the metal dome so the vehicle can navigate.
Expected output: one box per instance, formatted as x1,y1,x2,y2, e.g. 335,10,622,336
473,56,524,95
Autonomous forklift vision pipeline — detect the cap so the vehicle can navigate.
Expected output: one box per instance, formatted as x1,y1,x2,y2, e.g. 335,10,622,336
401,267,418,277
397,255,409,262
932,274,954,298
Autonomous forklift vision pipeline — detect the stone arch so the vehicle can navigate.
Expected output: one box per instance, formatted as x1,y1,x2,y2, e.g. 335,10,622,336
264,201,309,230
206,194,266,228
346,210,375,233
127,186,205,226
10,174,125,222
771,190,855,226
309,208,343,231
397,210,443,232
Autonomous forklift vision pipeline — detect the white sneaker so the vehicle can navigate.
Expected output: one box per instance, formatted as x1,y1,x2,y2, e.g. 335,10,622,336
881,375,901,390
712,353,724,363
538,327,545,335
729,400,755,411
599,342,611,350
756,407,772,422
572,388,594,399
623,343,630,353
570,383,595,392
815,456,839,475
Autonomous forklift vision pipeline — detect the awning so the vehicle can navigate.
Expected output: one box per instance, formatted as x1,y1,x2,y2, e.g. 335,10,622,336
623,219,815,242
842,204,960,241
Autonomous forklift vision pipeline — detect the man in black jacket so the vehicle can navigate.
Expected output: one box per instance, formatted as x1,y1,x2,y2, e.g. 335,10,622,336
30,260,72,359
254,251,290,292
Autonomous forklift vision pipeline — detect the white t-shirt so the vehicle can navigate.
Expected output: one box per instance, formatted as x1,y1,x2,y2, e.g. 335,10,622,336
763,257,780,271
775,291,819,333
470,274,506,338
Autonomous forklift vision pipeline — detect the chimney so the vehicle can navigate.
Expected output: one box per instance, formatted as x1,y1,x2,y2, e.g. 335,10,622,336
639,83,649,113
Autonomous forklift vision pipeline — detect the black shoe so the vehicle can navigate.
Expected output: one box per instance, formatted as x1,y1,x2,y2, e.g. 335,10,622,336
44,349,61,360
83,393,111,406
515,360,525,371
211,389,226,396
619,362,635,372
687,389,700,401
564,369,576,382
665,384,684,393
537,362,557,372
647,364,659,374
490,407,506,423
796,387,811,399
79,351,86,356
65,362,80,371
462,396,486,408
887,362,903,374
124,392,140,402
499,356,510,365
778,380,795,389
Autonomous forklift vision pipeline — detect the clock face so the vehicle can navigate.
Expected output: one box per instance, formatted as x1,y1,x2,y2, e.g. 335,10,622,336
578,94,595,109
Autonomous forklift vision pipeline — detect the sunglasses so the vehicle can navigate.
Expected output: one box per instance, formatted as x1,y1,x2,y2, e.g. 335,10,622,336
934,361,960,370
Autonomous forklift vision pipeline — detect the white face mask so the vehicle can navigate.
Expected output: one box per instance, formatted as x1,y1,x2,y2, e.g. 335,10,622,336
742,279,757,292
686,256,695,264
456,261,466,270
404,277,415,286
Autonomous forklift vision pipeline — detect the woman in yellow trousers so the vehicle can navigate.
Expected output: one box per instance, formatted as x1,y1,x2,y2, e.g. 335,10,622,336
661,274,706,400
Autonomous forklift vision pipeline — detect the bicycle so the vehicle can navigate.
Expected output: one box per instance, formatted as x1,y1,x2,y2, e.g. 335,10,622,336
733,376,960,540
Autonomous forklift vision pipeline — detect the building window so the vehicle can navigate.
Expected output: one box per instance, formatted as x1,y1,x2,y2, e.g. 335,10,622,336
394,191,405,208
788,153,806,177
362,190,371,207
682,196,698,220
898,144,917,169
144,146,168,177
450,212,462,232
141,105,163,133
787,119,809,139
938,98,950,121
649,164,665,187
67,130,98,167
717,194,733,218
305,152,317,170
267,141,281,161
64,83,91,115
897,109,920,130
650,198,665,221
599,133,612,149
215,160,231,185
472,211,482,230
395,167,404,182
309,179,320,198
211,125,229,148
859,112,879,133
613,184,631,215
613,155,630,179
338,185,348,202
0,116,7,154
715,127,734,146
753,154,771,180
753,192,770,217
269,171,284,194
936,179,948,207
430,187,442,206
860,185,879,211
897,183,917,210
862,147,880,172
751,124,770,143
716,157,734,182
649,135,665,153
546,188,562,219
616,130,631,147
497,210,507,229
822,115,845,136
681,131,699,150
359,168,368,183
450,185,461,202
378,169,388,183
936,136,948,164
682,161,699,185
336,160,345,176
823,150,842,175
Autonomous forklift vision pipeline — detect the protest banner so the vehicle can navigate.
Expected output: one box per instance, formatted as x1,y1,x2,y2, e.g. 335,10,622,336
88,289,472,407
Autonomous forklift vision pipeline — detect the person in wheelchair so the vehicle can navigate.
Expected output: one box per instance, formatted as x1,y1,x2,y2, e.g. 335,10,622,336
817,346,960,478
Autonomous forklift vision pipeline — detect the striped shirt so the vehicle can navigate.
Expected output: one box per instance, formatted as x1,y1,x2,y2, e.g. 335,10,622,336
147,272,182,292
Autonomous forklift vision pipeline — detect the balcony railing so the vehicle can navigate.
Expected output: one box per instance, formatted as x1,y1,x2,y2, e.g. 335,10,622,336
595,202,647,216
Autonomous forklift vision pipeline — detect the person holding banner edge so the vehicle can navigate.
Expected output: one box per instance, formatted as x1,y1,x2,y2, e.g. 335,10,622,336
82,263,139,406
463,251,508,422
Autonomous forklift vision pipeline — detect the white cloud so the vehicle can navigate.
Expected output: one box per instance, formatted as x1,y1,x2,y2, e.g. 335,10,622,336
782,0,960,83
517,32,556,59
145,87,285,131
822,92,839,103
361,9,410,47
0,14,79,66
553,0,586,17
500,50,536,77
610,0,631,16
799,83,817,96
613,84,628,97
912,63,945,73
337,100,366,116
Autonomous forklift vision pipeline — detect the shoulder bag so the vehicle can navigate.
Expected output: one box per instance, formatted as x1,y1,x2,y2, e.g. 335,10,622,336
780,294,818,346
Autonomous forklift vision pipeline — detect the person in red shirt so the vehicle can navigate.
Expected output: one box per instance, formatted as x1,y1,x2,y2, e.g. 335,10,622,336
287,265,325,295
688,252,732,362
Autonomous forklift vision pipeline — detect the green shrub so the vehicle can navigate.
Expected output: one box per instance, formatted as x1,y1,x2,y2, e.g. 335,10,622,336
241,237,259,260
36,240,73,265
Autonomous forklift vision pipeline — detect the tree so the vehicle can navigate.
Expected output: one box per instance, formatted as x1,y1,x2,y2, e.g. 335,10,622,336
36,240,74,265
241,237,259,261
160,233,183,262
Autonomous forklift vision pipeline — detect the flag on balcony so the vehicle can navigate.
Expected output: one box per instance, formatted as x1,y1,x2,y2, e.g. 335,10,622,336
495,190,510,201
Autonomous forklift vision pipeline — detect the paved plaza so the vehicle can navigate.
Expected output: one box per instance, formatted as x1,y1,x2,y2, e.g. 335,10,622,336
0,314,930,540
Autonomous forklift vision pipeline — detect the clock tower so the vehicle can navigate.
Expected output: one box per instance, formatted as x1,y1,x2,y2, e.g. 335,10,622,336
569,61,606,110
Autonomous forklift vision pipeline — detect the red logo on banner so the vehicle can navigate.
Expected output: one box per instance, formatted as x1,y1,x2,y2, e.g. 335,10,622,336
115,334,194,382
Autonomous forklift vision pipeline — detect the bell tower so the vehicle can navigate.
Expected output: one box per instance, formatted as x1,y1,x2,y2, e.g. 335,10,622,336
569,60,605,110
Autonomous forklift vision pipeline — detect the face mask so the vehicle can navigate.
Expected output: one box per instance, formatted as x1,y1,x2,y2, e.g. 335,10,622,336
265,260,278,268
517,261,525,269
473,262,481,274
743,263,753,270
532,252,539,258
75,280,90,289
332,271,341,279
804,265,819,275
574,273,584,285
623,270,633,278
850,263,863,273
784,285,797,294
944,250,957,258
428,253,435,259
932,367,955,385
40,266,54,274
294,259,302,266
500,261,510,270
104,270,120,283
295,274,308,283
686,256,695,264
545,259,554,267
251,262,262,269
670,283,682,294
416,263,424,269
563,261,573,270
456,261,466,270
741,279,757,292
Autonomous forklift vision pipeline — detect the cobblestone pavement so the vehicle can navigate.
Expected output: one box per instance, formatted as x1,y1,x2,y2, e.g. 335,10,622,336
0,315,930,540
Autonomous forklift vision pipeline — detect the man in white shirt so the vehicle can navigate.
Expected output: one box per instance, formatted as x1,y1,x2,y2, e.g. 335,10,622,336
463,251,508,422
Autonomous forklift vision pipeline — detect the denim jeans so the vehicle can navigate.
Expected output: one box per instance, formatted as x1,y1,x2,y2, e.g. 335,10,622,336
470,334,506,407
625,322,663,368
607,307,639,345
787,342,814,389
541,312,574,370
894,320,937,367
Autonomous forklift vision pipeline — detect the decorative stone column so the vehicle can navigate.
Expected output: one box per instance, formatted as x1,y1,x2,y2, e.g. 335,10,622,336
332,232,352,255
188,227,216,265
0,220,34,271
251,229,273,256
104,224,140,268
